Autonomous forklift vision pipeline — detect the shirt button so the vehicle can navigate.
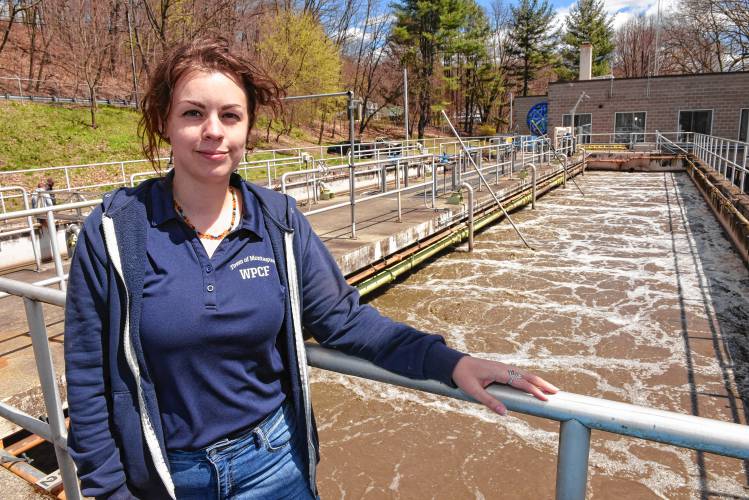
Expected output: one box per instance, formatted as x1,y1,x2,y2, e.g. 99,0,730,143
206,265,213,273
206,285,214,292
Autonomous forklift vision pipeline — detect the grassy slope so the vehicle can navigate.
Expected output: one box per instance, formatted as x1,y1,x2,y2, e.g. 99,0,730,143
0,101,144,171
0,100,445,176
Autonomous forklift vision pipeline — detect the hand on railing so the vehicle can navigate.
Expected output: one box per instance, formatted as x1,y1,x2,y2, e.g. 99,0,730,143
452,356,559,416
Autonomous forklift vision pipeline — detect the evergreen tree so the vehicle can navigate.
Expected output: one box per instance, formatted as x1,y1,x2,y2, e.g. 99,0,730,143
508,0,556,97
559,0,614,80
444,2,491,134
391,0,475,138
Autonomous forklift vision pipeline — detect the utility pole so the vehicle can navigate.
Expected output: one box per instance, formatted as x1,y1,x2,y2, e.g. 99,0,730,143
403,67,409,143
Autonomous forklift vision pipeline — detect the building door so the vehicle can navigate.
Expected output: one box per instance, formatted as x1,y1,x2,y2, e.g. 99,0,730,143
678,110,712,141
740,109,748,143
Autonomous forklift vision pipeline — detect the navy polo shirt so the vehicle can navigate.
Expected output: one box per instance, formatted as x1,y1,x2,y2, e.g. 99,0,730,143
139,173,286,451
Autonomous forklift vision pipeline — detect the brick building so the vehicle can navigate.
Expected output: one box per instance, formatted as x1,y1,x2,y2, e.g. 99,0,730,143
513,65,749,143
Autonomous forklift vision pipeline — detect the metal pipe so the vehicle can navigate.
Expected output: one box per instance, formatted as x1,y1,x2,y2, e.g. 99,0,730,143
0,447,48,486
0,199,100,221
0,274,68,300
282,91,350,102
461,182,474,251
396,159,402,222
742,145,747,193
403,67,409,142
305,345,749,460
44,210,66,291
431,156,437,208
303,172,433,217
529,163,537,209
0,277,66,305
348,90,357,238
0,402,54,441
0,187,41,271
440,110,536,252
555,419,590,500
23,299,82,499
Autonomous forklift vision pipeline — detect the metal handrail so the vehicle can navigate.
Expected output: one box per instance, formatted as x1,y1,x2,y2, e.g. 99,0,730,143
0,278,80,499
1,277,749,499
280,153,433,193
0,186,41,271
691,133,748,193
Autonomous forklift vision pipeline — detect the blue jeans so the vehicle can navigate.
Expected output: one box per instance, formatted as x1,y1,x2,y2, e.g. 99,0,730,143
167,401,315,499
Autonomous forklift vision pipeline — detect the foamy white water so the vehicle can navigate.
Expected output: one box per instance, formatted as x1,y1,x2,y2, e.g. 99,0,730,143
311,171,749,499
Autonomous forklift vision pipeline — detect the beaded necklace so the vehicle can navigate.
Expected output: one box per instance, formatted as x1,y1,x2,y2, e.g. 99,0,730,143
173,187,238,240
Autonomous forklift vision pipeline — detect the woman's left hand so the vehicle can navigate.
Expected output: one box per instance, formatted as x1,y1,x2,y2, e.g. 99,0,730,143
452,356,559,416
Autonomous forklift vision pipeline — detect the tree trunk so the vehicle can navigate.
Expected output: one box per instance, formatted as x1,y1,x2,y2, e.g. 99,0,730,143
417,90,428,140
317,119,324,145
0,4,18,57
27,7,38,90
89,86,98,128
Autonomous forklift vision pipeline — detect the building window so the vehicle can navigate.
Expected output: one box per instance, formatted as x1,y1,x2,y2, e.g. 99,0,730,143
614,112,646,143
563,113,592,143
740,109,748,143
678,110,712,139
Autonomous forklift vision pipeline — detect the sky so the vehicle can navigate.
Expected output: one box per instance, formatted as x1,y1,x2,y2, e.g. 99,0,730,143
476,0,678,30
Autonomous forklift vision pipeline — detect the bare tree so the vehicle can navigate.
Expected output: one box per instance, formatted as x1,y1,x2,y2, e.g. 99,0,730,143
478,0,513,132
0,0,40,57
613,15,657,78
47,0,121,128
342,0,403,134
691,0,749,70
662,0,729,73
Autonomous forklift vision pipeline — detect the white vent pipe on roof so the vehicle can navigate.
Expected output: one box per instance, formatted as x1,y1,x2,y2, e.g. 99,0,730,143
579,43,592,81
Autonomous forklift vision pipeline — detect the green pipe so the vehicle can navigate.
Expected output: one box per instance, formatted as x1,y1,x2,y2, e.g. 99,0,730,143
356,170,569,296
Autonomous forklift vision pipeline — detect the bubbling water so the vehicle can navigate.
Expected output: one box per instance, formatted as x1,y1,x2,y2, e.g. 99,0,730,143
311,171,749,499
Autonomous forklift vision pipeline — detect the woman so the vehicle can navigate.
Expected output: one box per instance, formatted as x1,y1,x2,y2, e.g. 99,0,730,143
64,38,557,500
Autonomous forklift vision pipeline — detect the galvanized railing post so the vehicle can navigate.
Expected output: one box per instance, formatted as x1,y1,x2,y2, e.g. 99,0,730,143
64,166,72,192
495,145,500,185
45,210,66,291
461,182,474,252
555,419,590,500
23,191,42,271
732,140,739,185
477,151,483,191
267,160,272,188
529,163,537,209
347,91,357,239
396,159,402,222
23,298,82,500
431,155,437,208
742,145,748,194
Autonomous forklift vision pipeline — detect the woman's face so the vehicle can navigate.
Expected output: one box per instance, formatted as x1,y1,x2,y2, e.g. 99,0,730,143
165,70,249,186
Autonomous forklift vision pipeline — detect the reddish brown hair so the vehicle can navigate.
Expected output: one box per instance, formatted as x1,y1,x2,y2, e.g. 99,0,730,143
139,37,280,167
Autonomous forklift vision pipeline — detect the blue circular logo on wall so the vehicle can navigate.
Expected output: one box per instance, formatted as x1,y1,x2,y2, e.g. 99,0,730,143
527,102,548,135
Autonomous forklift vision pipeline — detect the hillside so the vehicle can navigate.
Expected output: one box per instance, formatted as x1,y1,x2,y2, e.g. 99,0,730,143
0,101,427,174
0,101,144,170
